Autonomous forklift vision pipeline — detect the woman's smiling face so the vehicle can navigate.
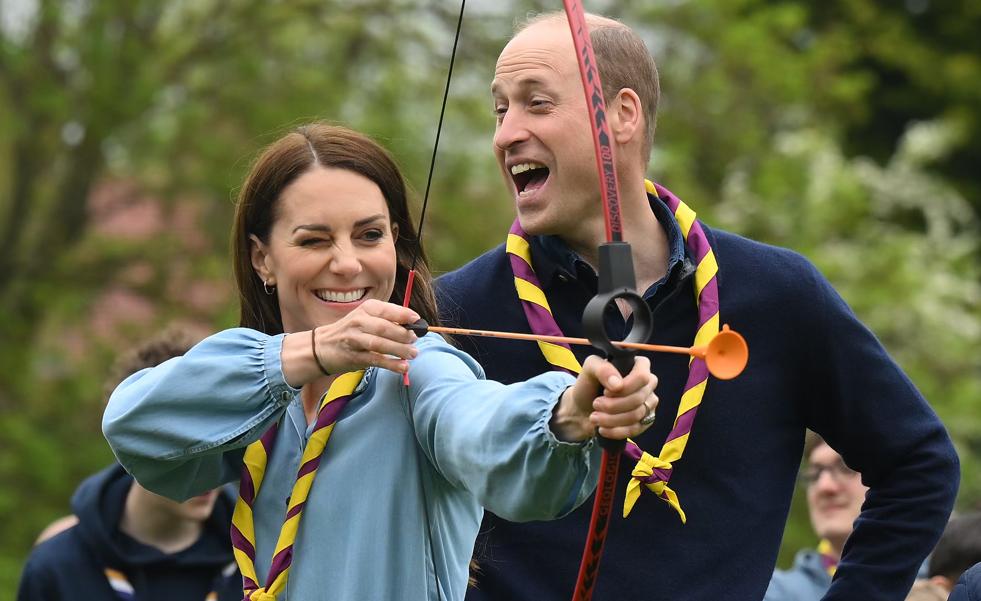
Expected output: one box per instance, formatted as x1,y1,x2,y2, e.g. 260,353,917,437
250,166,398,333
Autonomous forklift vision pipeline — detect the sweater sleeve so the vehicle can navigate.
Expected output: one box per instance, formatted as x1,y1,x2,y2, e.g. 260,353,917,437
102,328,297,501
794,263,960,601
400,334,601,521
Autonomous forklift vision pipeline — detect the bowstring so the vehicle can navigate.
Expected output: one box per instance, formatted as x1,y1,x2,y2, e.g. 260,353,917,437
406,0,467,279
404,4,466,601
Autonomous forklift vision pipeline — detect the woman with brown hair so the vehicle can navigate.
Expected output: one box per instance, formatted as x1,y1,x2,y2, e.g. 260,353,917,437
103,123,658,601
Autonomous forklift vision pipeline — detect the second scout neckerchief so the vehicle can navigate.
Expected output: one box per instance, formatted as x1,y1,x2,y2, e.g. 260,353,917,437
506,179,721,523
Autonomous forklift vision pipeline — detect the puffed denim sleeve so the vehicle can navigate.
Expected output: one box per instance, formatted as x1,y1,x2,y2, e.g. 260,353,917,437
102,328,297,501
402,334,600,521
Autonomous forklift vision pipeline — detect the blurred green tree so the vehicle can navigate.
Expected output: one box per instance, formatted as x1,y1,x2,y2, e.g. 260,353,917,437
0,0,512,588
615,0,980,565
714,120,980,562
806,0,981,215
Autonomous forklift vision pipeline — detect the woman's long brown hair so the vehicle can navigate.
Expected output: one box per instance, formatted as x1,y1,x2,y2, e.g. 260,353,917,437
231,123,440,334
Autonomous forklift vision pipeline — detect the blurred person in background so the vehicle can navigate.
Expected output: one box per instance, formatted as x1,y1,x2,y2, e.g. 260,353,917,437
926,512,981,599
765,432,869,600
435,11,959,601
16,327,241,600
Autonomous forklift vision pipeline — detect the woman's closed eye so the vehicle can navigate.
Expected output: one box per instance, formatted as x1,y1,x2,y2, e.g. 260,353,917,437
298,236,330,247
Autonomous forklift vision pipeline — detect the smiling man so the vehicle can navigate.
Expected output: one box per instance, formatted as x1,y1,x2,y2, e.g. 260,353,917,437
765,433,869,601
488,13,665,286
435,10,958,601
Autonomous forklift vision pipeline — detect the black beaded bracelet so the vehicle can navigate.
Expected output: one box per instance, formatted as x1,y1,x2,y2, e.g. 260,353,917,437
311,328,331,376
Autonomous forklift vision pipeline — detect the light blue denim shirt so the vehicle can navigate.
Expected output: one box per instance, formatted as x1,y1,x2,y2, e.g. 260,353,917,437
103,329,599,601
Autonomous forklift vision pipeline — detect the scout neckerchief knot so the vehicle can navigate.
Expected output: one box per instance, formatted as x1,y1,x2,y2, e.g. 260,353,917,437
230,370,365,600
506,179,720,523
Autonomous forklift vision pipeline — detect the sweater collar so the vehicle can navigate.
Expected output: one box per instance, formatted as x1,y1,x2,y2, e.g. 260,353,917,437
534,190,689,296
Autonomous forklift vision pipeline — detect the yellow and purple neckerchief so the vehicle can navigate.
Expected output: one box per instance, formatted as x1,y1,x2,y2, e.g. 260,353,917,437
818,538,838,576
229,370,364,601
506,180,720,523
104,563,236,600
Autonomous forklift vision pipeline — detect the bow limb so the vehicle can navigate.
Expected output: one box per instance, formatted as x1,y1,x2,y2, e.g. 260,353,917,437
561,3,655,600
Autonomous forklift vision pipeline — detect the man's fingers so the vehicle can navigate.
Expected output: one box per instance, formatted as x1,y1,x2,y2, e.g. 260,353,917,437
597,424,647,440
600,371,655,400
576,354,659,440
589,358,659,439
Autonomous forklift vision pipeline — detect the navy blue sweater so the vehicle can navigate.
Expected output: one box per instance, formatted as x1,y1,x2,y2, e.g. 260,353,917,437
436,202,958,601
17,464,242,601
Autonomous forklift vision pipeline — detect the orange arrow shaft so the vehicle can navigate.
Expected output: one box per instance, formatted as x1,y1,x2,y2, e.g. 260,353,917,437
426,325,705,359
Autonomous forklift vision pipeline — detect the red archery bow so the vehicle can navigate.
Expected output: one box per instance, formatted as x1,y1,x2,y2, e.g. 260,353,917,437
561,3,655,600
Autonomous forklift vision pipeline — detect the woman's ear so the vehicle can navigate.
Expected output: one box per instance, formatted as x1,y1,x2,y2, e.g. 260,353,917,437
249,234,274,285
391,222,399,243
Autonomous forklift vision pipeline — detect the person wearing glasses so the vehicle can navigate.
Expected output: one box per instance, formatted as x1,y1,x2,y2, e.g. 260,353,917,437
764,432,869,601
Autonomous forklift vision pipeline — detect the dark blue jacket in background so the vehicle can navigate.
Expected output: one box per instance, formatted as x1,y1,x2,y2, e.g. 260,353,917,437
950,562,981,601
436,197,959,601
17,464,241,601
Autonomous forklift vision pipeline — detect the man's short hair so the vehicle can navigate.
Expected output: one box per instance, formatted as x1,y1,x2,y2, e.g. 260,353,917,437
929,512,981,582
104,326,201,401
516,12,660,165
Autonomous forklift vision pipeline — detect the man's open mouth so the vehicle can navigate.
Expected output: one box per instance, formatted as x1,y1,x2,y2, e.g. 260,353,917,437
510,162,550,197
